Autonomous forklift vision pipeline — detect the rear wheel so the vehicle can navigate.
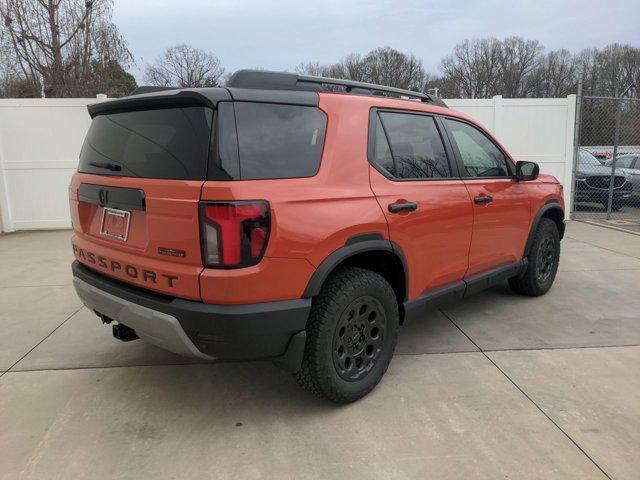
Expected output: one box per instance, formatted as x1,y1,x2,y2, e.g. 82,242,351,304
509,218,560,296
294,266,399,403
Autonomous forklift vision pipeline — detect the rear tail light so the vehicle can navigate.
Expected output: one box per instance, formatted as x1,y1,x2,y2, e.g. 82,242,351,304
199,201,270,268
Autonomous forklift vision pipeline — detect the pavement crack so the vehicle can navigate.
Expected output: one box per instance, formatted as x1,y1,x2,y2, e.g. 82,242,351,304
5,361,211,374
440,308,614,480
0,306,85,379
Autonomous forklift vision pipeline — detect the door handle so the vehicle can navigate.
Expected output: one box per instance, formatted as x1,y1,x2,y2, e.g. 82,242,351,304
474,195,493,205
388,202,418,213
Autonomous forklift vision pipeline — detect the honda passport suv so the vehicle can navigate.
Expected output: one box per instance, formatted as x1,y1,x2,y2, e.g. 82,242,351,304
70,70,565,403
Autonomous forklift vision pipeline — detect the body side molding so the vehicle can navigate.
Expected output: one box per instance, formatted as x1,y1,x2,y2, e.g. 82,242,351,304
403,259,527,322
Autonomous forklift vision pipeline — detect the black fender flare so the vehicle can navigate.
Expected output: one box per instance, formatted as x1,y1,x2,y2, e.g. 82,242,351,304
302,234,408,300
524,199,565,257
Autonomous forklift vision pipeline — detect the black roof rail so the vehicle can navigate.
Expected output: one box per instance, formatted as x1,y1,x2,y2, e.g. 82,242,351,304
227,70,447,107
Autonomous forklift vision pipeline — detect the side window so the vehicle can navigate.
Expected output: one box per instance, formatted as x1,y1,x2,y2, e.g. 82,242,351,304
372,115,394,174
445,119,510,178
373,111,451,179
615,156,634,169
232,102,326,180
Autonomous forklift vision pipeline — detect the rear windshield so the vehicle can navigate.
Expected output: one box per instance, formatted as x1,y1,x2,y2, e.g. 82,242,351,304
211,102,327,180
78,106,213,179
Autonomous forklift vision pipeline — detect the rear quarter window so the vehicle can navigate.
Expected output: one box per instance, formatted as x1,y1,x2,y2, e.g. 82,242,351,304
229,102,327,180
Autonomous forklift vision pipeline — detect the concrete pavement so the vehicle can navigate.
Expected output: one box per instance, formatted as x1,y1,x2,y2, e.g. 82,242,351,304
0,222,638,479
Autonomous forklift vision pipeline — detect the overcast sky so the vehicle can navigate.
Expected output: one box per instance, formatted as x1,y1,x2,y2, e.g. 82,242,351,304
113,0,640,81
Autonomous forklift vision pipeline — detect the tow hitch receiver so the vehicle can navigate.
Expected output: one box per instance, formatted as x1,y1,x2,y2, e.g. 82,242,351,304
112,323,139,342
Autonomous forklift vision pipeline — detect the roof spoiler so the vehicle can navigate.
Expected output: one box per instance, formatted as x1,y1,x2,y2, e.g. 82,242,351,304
87,88,231,118
227,69,447,107
129,86,182,95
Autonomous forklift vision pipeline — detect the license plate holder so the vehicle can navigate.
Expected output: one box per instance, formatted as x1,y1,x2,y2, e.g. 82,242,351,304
100,207,131,242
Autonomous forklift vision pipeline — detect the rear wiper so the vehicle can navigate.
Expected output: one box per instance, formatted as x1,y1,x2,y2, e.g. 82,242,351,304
88,161,122,172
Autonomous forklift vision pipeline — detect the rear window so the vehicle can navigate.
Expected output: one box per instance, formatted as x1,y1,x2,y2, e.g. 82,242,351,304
213,102,326,180
78,106,213,180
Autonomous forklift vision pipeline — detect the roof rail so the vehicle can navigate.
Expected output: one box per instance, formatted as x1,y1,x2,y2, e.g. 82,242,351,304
227,70,447,107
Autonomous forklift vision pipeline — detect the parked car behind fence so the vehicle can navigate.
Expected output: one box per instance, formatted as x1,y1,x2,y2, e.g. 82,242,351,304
575,149,633,211
604,154,640,201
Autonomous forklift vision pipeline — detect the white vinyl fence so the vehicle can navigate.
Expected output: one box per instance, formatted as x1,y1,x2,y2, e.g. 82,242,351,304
0,94,576,233
0,97,105,232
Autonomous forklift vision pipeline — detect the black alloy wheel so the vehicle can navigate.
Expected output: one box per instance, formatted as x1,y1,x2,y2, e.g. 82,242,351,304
332,296,387,382
535,235,556,284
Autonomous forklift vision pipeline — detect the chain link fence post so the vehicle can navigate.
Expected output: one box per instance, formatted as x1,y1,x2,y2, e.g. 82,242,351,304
570,77,583,219
605,97,623,219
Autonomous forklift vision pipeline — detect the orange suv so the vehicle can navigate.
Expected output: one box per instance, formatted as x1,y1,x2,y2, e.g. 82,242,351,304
70,70,565,402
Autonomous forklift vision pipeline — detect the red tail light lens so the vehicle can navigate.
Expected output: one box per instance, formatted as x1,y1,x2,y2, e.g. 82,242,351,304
200,201,270,268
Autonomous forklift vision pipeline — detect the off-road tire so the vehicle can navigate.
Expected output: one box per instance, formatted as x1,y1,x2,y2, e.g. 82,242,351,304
294,266,399,403
509,218,560,296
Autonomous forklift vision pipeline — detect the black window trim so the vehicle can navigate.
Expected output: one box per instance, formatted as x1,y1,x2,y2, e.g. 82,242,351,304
441,115,516,180
211,109,218,174
208,102,241,181
366,107,461,182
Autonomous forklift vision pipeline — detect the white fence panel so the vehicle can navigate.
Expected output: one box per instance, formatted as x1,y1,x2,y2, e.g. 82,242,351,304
0,98,102,232
0,95,576,232
445,95,576,211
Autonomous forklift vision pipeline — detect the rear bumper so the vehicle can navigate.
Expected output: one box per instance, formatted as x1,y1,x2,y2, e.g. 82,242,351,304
72,261,311,361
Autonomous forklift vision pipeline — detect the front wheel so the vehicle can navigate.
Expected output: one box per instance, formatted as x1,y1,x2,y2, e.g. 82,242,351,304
294,266,399,403
509,218,560,296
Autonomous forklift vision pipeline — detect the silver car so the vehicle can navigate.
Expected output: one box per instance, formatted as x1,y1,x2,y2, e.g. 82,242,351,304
605,154,640,200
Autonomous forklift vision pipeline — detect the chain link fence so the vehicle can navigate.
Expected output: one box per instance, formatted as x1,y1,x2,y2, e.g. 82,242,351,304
572,94,640,230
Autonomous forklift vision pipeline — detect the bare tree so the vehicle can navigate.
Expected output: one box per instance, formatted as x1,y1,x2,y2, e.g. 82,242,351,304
297,53,367,81
577,44,640,148
439,37,554,98
0,23,19,95
299,41,639,101
144,44,224,88
341,53,368,81
297,47,425,91
579,44,640,97
440,38,503,98
422,72,457,99
295,60,325,77
361,47,425,91
0,0,133,97
530,49,578,97
498,37,542,97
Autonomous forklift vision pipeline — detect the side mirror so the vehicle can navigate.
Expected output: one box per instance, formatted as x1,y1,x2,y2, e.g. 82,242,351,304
515,161,539,181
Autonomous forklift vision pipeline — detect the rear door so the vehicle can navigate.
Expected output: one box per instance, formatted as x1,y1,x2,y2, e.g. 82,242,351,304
70,103,216,300
368,109,473,300
442,118,531,277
